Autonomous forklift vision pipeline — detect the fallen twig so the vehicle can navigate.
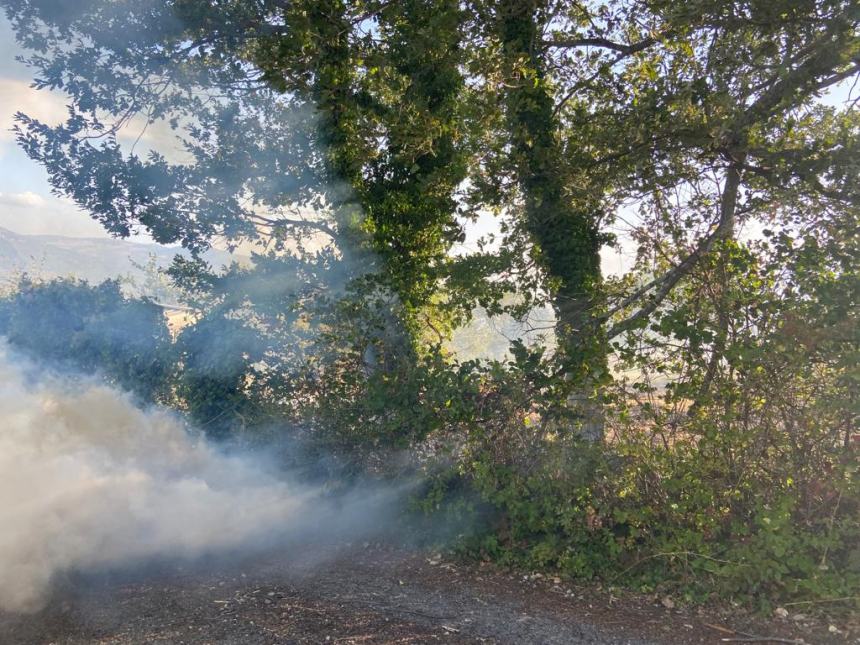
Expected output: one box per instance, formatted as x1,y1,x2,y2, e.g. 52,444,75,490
704,622,803,644
720,639,804,644
332,636,375,643
703,623,739,635
611,551,746,581
388,606,456,620
782,595,859,606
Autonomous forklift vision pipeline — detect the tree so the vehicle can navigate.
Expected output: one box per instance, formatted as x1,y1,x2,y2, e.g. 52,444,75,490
6,0,475,344
463,0,859,436
479,0,611,438
4,0,858,440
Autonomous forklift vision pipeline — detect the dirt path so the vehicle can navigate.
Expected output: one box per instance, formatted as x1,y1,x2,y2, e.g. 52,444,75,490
0,544,850,644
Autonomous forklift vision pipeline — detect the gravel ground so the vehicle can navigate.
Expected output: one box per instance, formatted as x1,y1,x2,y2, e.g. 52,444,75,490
0,543,853,644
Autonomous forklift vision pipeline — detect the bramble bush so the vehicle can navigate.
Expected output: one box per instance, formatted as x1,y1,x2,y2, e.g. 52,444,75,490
421,239,859,610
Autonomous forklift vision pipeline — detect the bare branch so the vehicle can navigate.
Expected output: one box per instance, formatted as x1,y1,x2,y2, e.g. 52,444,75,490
544,36,656,55
249,213,339,240
606,161,743,339
740,20,859,127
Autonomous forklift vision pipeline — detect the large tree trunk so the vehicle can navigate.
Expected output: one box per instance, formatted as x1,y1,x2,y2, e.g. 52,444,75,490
265,0,465,364
496,0,607,439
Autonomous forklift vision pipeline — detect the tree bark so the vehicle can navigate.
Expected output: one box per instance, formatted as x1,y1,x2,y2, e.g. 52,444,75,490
496,0,607,439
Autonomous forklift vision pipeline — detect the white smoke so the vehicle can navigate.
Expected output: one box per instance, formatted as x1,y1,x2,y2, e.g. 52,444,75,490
0,342,342,613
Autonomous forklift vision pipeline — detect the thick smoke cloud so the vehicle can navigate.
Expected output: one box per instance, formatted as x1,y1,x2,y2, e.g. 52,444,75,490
0,341,393,613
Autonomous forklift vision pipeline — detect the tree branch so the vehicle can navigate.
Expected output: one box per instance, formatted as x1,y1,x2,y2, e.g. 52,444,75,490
606,161,743,340
740,20,859,128
249,213,339,240
544,36,656,55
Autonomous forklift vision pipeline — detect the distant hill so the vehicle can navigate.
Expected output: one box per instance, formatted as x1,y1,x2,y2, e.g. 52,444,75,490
0,226,548,361
0,226,240,287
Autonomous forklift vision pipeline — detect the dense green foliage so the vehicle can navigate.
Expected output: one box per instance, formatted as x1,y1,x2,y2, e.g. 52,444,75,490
1,0,858,611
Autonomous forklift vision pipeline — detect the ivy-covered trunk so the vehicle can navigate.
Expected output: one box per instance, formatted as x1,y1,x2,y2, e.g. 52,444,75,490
497,0,607,439
258,0,467,362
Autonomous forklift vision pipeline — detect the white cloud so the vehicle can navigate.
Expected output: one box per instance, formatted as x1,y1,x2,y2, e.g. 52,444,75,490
0,190,110,238
0,74,194,166
0,77,69,143
0,191,46,207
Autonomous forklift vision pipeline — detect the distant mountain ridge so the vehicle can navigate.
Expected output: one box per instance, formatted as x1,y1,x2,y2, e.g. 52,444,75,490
0,226,239,286
0,227,545,361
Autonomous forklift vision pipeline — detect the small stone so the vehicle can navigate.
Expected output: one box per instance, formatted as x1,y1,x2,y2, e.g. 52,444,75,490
661,596,675,609
828,625,839,634
792,613,807,622
774,607,789,619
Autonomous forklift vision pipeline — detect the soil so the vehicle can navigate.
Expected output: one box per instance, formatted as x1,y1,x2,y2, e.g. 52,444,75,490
0,543,855,644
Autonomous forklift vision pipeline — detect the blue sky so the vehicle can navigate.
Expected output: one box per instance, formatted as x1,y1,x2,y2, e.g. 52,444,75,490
0,14,110,237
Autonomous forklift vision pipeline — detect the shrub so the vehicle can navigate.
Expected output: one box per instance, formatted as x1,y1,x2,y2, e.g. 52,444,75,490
0,277,173,402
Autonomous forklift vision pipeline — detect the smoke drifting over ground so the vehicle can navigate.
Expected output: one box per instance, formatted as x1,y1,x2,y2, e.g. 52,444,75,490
0,342,394,614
